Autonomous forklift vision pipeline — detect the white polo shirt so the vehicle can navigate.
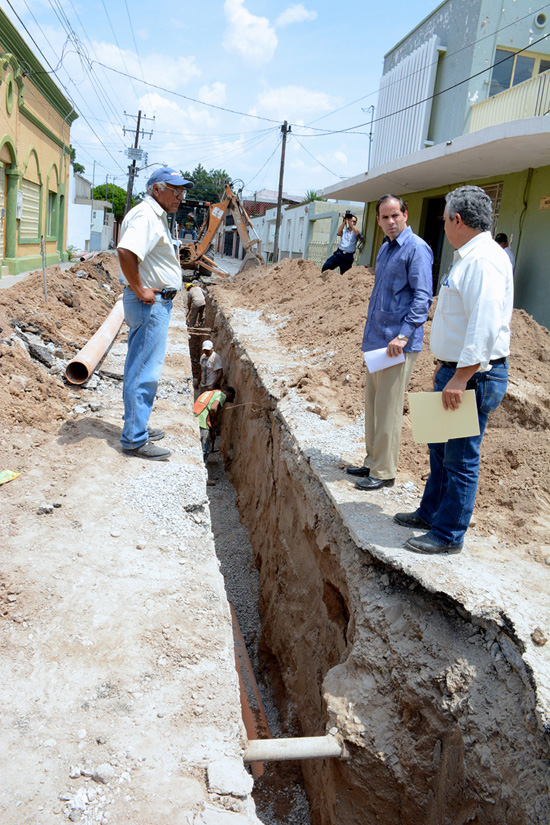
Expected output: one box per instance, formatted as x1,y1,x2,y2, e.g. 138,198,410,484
118,195,182,291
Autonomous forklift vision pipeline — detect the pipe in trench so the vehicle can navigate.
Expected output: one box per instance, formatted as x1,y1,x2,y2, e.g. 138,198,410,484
230,603,271,779
244,735,345,763
65,294,124,385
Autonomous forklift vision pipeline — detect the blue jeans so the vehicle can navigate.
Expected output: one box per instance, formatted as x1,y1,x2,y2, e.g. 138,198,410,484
120,289,172,450
416,362,508,546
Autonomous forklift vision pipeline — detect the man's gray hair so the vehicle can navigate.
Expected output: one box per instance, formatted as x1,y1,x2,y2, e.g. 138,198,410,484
146,181,167,195
445,186,493,232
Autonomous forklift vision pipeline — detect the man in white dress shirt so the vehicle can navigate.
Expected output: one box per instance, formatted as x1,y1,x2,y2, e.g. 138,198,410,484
394,186,513,554
495,232,515,268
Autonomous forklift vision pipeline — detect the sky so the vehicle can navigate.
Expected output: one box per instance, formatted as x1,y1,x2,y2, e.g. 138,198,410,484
5,0,443,200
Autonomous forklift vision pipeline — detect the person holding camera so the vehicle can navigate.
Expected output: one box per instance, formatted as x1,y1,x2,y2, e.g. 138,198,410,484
118,167,193,461
322,212,361,274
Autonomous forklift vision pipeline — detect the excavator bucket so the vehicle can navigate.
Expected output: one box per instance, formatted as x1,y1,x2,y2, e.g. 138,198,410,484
237,252,264,274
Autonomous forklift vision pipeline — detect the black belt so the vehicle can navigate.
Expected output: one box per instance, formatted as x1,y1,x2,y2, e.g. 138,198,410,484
336,249,353,256
126,286,178,301
437,357,507,369
160,288,178,300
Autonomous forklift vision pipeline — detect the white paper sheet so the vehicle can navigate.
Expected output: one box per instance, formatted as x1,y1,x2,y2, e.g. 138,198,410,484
408,390,480,444
363,347,405,374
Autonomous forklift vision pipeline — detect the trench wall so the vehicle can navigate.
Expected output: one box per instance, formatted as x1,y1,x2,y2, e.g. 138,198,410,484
206,296,550,825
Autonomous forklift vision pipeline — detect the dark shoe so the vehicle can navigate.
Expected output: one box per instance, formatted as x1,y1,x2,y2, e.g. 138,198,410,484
147,427,166,441
404,533,463,555
394,511,431,529
123,441,171,461
346,466,370,477
355,477,395,491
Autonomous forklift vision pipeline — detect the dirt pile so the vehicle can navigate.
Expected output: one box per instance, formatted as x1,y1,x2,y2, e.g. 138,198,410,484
213,257,550,548
0,253,122,430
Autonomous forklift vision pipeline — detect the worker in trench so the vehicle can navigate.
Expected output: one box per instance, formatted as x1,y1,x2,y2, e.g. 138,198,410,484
193,385,236,466
185,282,206,328
117,166,194,461
195,339,223,395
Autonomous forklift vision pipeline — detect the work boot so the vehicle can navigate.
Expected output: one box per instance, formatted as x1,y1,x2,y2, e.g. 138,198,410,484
147,427,166,441
123,441,171,461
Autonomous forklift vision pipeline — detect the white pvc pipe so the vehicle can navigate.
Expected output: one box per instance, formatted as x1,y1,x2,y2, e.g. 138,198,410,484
244,735,344,763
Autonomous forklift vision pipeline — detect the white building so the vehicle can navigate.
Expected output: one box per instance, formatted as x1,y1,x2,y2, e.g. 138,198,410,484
67,168,114,253
251,200,364,267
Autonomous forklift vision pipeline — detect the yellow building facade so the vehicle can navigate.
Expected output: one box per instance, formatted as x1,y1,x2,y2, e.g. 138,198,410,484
0,9,77,277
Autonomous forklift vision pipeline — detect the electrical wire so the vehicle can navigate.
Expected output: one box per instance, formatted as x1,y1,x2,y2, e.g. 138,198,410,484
91,59,283,125
244,133,283,189
290,134,347,179
46,0,127,136
122,0,147,86
5,0,126,172
294,30,550,137
302,2,550,129
97,0,140,100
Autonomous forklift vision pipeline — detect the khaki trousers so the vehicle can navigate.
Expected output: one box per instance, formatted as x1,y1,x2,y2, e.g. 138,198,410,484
363,352,418,480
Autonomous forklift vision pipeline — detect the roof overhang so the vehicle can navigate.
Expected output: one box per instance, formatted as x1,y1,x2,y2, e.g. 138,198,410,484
320,117,550,203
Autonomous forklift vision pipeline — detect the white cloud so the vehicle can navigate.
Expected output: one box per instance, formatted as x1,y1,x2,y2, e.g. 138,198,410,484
276,3,317,27
198,82,227,105
223,0,278,64
92,41,200,93
251,85,335,122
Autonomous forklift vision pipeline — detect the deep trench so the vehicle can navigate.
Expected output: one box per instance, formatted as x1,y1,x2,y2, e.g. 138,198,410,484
190,290,550,825
189,310,312,825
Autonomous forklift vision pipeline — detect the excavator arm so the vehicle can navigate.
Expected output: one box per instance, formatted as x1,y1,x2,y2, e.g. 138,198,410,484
180,183,263,277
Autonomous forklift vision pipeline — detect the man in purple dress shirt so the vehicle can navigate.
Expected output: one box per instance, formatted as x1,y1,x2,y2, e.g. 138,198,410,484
347,194,433,490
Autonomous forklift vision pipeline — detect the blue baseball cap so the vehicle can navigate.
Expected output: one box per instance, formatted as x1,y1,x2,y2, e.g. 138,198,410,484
147,167,194,189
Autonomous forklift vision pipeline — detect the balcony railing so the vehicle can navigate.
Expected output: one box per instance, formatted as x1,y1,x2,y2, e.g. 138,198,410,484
470,70,550,132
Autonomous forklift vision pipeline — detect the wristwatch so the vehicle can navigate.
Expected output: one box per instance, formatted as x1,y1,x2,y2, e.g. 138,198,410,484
397,334,408,341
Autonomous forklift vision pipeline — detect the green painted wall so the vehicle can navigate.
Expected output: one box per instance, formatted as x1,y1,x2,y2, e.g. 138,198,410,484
513,166,550,328
359,167,550,330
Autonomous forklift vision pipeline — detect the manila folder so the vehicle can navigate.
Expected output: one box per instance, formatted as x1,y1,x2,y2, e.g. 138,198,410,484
408,390,480,444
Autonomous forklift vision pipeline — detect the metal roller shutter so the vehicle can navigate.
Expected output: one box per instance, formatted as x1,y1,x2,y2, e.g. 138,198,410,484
20,178,40,239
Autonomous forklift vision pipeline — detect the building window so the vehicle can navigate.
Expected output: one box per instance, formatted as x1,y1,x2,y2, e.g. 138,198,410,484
47,191,57,236
481,182,503,233
19,179,41,239
489,48,550,97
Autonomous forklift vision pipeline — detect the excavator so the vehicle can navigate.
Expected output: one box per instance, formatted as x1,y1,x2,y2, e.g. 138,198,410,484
179,182,264,278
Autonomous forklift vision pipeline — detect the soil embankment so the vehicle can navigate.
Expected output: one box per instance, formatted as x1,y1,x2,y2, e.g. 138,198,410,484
208,259,550,824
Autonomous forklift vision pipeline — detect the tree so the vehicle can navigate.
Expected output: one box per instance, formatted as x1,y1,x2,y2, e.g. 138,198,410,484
180,164,230,202
303,189,326,203
91,184,133,222
68,144,85,175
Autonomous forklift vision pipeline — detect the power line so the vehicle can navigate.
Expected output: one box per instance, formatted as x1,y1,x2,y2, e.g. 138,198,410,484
245,133,283,189
294,30,550,137
302,2,550,129
5,0,126,172
98,0,140,100
46,0,127,136
123,0,147,86
291,135,347,179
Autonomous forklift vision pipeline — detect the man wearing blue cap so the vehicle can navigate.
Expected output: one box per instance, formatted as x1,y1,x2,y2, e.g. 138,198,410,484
118,167,193,460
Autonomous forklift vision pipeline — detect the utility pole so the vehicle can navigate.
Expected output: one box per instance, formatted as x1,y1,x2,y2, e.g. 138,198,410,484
362,105,375,170
273,120,290,263
123,110,154,217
